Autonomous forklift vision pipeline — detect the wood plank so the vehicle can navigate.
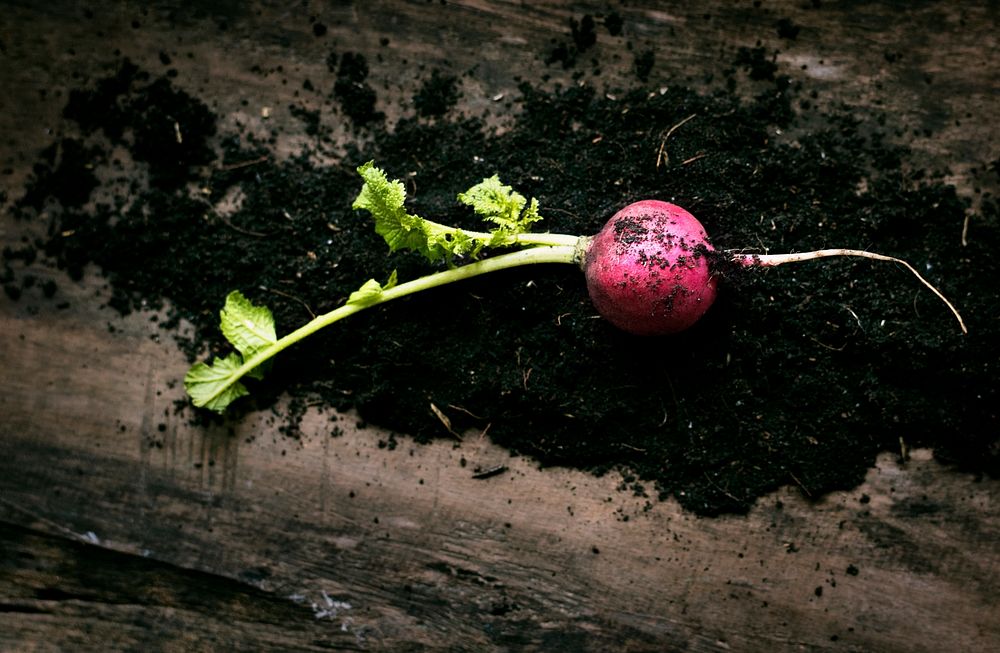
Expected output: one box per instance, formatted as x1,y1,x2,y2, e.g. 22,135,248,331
1,1,998,651
0,523,364,652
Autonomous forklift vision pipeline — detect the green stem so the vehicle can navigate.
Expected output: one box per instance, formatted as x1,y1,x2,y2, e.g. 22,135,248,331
421,216,580,249
514,232,581,247
209,242,585,405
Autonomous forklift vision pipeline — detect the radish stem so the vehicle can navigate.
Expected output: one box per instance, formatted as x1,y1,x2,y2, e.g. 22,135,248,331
733,249,967,334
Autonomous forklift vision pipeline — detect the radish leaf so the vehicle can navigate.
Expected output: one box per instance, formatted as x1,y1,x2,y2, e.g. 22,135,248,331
219,290,275,380
457,175,542,247
353,161,460,262
183,292,277,412
184,353,250,412
220,291,276,357
352,162,549,263
347,269,398,306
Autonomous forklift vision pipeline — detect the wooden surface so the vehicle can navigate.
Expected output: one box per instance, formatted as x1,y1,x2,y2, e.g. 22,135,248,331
1,2,998,651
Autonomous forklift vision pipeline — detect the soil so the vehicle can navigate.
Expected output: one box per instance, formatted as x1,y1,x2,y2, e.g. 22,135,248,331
5,34,998,515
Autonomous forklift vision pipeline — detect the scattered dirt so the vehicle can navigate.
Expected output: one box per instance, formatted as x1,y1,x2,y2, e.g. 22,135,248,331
332,52,383,125
413,70,461,118
6,31,998,515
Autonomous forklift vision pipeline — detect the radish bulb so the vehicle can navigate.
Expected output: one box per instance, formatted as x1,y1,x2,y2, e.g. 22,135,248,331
585,200,718,335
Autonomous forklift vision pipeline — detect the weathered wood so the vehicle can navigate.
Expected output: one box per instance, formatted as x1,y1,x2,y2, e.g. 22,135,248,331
0,523,365,652
1,1,998,651
2,277,998,651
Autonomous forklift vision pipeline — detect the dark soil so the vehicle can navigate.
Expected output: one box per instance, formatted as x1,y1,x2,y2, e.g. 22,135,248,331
413,70,461,118
332,52,383,125
8,45,999,515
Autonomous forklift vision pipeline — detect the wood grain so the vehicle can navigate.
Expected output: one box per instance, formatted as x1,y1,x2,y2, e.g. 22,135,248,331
1,1,998,651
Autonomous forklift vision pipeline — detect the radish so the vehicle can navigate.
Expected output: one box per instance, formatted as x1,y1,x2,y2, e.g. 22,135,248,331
185,163,967,413
583,199,966,337
584,199,718,335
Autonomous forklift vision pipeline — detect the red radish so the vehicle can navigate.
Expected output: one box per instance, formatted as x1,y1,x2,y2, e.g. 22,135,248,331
585,200,718,335
583,199,967,336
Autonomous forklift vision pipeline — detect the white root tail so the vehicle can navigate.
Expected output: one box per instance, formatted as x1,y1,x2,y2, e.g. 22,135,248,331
734,248,967,334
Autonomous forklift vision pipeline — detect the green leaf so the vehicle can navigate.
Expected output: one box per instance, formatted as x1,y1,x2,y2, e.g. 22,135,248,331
184,353,250,413
352,161,407,222
458,176,543,243
220,291,276,359
347,269,398,306
457,175,523,226
352,162,549,264
521,197,542,227
353,162,456,262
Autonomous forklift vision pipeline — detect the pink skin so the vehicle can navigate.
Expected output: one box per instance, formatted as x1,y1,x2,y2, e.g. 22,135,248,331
584,200,717,335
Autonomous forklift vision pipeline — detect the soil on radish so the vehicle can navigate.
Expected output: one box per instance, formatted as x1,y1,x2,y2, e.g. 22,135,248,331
6,45,998,515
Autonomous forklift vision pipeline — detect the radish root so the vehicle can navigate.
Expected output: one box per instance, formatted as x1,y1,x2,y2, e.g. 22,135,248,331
734,249,968,334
